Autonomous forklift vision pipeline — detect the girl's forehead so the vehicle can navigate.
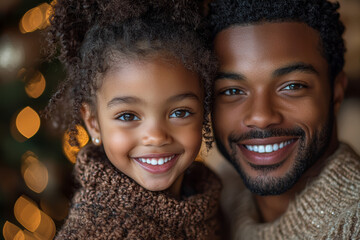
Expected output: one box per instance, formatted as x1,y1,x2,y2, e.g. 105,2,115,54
96,56,202,105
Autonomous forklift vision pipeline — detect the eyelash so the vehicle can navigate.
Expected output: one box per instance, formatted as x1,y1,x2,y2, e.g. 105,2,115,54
169,109,194,118
116,109,194,121
220,88,245,96
281,83,308,91
117,112,140,121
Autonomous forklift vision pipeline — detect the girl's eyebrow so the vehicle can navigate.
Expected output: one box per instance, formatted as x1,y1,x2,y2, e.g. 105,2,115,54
168,92,200,103
107,92,200,108
107,96,140,108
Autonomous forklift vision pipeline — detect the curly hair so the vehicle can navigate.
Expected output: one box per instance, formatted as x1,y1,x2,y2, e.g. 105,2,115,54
44,0,216,148
207,0,345,83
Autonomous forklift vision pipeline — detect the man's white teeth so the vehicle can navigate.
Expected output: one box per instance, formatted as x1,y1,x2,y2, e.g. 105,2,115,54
246,140,293,153
138,155,175,165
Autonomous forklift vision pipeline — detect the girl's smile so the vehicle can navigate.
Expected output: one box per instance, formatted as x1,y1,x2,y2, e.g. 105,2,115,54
82,55,204,195
133,153,180,174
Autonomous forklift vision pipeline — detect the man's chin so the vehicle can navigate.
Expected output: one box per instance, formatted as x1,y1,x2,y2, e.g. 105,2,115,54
240,172,299,196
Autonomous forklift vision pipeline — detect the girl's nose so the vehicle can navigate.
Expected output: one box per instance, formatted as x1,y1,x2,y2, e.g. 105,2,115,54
141,122,172,147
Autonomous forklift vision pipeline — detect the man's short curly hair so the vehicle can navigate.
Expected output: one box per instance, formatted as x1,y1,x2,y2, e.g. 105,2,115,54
207,0,345,83
44,0,216,147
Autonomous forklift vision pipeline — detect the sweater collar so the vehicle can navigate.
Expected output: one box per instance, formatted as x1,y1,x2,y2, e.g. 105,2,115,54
75,144,222,228
234,143,360,239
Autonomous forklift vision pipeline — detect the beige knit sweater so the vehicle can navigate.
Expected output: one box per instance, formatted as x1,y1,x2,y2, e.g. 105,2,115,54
224,143,360,240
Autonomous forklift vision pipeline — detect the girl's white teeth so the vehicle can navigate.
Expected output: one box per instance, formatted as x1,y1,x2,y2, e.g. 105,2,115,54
245,140,293,153
138,155,175,166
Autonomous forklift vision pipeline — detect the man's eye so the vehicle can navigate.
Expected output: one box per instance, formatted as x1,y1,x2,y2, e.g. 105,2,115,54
282,83,306,90
117,113,140,121
221,88,245,96
169,109,192,118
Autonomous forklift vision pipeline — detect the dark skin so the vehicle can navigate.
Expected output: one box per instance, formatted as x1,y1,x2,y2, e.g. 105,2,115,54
213,22,347,222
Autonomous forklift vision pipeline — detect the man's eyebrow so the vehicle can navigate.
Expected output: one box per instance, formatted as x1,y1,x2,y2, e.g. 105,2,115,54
107,96,141,108
273,62,319,77
215,72,246,81
168,92,200,102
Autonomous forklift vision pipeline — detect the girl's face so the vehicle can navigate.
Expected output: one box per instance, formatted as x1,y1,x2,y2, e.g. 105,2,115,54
82,56,204,195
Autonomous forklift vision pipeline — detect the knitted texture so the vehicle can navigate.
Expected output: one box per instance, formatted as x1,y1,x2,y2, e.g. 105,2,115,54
55,145,223,239
227,143,360,239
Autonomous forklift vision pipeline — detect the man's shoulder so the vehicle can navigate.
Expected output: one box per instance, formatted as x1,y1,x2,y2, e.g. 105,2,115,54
318,200,360,239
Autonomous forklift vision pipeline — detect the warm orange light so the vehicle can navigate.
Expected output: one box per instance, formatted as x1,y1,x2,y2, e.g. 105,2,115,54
2,221,25,240
19,3,52,34
19,7,43,33
25,71,46,99
63,125,89,163
21,153,48,193
14,196,41,232
15,107,40,139
21,151,38,171
14,196,55,240
10,116,27,143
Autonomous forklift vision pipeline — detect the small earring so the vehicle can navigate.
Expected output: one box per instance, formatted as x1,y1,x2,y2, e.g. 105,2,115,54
92,137,101,145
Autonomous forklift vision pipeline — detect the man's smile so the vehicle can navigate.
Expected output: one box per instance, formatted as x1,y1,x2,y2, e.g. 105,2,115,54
244,139,295,153
237,137,299,167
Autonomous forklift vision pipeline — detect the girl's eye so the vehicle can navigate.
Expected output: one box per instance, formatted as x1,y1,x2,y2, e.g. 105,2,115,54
169,109,192,118
117,113,140,121
221,88,245,96
282,83,307,90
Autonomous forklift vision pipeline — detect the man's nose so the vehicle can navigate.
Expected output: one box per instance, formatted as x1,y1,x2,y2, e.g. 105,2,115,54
243,93,283,129
141,121,172,147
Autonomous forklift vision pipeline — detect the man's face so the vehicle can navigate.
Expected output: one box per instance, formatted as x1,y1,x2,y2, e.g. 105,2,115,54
213,22,336,195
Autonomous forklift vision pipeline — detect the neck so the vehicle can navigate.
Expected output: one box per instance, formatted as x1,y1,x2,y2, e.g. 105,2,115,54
255,133,339,222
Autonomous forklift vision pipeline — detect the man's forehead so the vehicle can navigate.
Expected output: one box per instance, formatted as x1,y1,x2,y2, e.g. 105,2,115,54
215,22,319,47
214,22,322,63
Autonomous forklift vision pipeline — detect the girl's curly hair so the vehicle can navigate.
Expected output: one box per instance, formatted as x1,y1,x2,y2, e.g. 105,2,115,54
44,0,217,148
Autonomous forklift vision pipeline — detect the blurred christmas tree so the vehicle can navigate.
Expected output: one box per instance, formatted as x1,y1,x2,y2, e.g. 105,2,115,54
0,1,79,239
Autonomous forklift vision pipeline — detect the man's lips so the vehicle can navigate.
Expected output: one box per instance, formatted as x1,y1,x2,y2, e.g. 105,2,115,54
237,137,299,166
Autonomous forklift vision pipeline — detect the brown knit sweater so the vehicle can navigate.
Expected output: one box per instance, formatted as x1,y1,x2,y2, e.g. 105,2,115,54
222,143,360,239
55,145,223,239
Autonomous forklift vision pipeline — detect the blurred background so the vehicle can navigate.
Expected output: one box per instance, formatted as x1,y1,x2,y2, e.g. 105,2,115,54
0,0,359,239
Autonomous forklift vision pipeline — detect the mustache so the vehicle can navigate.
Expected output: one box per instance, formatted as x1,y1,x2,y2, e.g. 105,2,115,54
228,127,305,143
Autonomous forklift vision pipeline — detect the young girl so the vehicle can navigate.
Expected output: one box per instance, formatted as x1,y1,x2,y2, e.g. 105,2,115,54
45,0,222,239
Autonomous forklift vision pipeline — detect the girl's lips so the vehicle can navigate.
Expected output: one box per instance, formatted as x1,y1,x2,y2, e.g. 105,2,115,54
133,154,180,174
238,138,298,166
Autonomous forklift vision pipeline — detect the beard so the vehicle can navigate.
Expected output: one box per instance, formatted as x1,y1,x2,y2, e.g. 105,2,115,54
214,113,334,196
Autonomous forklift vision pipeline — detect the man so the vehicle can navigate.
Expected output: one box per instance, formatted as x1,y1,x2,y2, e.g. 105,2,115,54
207,0,360,239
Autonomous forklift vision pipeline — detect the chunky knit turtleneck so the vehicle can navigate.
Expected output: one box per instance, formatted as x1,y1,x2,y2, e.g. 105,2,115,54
55,145,223,239
227,143,360,239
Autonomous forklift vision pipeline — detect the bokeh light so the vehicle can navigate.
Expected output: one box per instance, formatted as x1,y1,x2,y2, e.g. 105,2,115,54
21,151,49,193
15,106,41,139
24,71,46,99
63,125,89,163
19,3,52,34
14,196,55,240
10,114,28,143
0,35,25,77
2,221,24,240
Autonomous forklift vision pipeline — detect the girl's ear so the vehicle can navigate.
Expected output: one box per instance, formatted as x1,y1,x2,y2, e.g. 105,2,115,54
333,71,348,116
81,103,101,141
